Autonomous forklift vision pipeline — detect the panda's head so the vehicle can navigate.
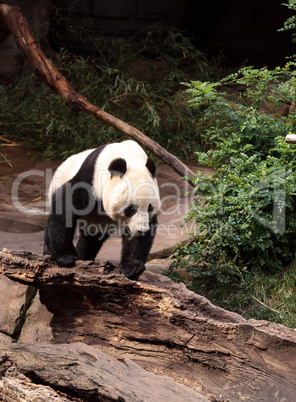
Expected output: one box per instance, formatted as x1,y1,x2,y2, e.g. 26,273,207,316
102,156,160,235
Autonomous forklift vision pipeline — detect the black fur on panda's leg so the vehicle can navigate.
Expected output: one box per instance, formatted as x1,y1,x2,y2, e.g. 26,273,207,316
44,214,78,267
76,230,110,261
120,215,157,279
44,184,79,267
43,243,50,255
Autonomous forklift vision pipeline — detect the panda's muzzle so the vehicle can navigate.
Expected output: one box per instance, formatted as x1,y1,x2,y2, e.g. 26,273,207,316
136,228,150,235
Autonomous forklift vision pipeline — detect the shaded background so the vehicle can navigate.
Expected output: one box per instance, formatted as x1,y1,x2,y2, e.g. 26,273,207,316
0,0,294,82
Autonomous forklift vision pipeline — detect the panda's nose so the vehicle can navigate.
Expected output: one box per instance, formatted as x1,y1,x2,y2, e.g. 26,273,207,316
137,228,150,235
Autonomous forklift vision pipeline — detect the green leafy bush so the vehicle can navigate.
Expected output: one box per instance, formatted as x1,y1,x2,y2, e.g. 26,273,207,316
172,64,296,291
279,0,296,53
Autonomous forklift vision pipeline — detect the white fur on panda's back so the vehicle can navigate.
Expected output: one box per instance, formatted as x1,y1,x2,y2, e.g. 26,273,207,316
48,148,95,199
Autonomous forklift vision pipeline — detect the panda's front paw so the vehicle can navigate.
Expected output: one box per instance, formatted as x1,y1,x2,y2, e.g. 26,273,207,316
43,244,50,255
120,259,146,280
56,255,78,267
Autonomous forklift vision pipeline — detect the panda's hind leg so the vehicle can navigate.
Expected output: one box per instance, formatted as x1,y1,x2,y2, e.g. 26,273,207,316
76,229,109,261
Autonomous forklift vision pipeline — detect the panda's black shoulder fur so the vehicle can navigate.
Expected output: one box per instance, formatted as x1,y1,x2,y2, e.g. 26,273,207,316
69,143,156,186
69,144,107,186
146,157,156,178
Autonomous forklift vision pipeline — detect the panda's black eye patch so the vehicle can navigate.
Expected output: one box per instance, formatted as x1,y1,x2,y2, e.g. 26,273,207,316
148,204,154,214
124,204,138,217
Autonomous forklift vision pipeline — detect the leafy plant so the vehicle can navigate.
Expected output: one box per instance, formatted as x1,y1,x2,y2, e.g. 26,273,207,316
279,1,296,45
182,259,296,327
170,64,296,325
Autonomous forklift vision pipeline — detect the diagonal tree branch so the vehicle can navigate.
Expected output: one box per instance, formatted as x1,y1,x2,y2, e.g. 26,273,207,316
0,3,195,186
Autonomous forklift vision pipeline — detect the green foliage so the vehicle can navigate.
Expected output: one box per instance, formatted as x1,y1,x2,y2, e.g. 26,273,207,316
179,143,296,271
280,1,296,39
172,261,296,327
222,262,296,327
171,63,296,326
279,1,296,58
0,25,214,160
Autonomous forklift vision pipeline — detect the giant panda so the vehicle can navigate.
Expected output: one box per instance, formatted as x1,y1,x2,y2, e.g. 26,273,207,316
44,140,161,279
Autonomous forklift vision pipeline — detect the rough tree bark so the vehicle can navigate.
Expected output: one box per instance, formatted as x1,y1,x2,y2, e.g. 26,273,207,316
0,343,207,401
0,3,195,186
1,250,296,401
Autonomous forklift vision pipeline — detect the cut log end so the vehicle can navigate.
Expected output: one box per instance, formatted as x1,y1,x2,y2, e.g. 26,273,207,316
285,133,296,144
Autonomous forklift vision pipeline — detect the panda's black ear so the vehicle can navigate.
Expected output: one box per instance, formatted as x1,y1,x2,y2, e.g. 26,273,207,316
108,158,127,178
146,157,156,178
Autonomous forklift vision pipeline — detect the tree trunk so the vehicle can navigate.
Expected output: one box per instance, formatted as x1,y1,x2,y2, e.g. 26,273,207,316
1,250,296,401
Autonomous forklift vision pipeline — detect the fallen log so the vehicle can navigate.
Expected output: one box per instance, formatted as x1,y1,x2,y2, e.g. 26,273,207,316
0,3,195,186
0,354,70,402
1,250,296,401
0,342,207,402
